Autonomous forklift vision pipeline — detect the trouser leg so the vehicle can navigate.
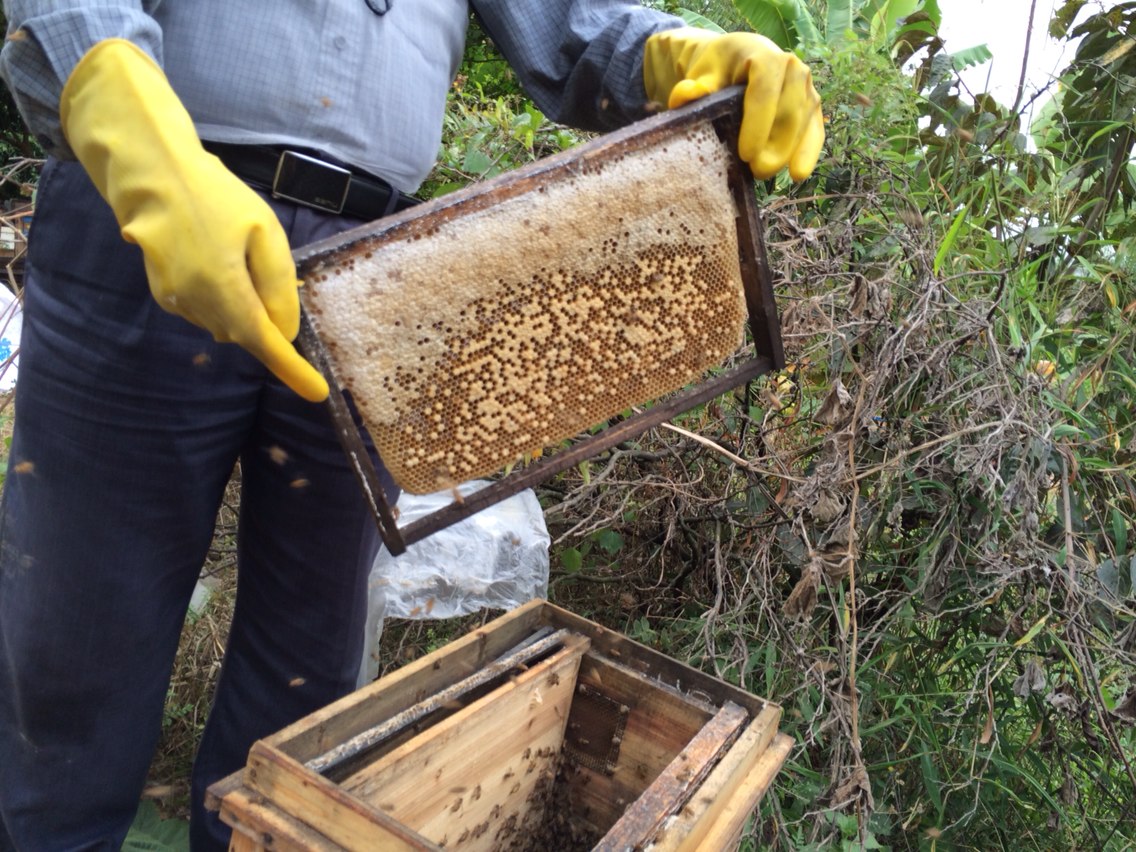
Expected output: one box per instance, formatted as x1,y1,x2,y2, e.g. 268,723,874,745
0,159,257,850
188,384,389,849
188,204,398,851
0,159,399,852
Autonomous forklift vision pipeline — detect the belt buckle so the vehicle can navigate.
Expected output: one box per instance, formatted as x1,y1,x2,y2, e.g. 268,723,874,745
272,150,351,214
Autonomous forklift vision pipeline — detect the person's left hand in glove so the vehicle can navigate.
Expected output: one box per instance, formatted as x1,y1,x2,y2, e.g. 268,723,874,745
643,27,824,181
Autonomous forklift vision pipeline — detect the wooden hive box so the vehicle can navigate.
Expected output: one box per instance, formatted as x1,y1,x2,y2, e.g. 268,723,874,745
207,601,791,851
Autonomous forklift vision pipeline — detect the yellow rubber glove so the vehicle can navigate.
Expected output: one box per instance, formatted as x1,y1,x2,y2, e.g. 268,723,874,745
644,28,824,181
60,39,329,402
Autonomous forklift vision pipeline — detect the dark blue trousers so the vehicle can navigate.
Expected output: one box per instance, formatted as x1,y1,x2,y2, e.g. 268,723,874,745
0,159,397,851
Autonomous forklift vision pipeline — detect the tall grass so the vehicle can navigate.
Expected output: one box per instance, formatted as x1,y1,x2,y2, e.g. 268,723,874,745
543,24,1136,849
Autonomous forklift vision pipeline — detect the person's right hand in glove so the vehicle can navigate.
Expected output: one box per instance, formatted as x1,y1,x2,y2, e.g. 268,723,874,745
60,38,329,402
644,28,824,181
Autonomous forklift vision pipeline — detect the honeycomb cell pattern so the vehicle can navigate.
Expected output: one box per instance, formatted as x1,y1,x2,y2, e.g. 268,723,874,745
305,124,747,494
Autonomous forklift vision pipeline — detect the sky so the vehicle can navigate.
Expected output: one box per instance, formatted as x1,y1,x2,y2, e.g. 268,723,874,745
934,0,1087,116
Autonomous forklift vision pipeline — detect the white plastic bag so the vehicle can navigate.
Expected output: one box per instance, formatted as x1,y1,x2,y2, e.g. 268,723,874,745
358,481,550,684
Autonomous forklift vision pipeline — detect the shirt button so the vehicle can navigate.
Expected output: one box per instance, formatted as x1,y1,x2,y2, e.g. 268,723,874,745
333,35,347,50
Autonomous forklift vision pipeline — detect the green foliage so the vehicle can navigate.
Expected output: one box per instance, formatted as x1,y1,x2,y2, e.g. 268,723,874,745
732,0,941,50
420,30,586,200
428,93,575,193
646,0,748,30
734,0,821,48
1035,2,1136,256
161,694,195,732
675,8,728,33
457,17,522,104
542,1,1136,849
122,800,188,852
751,9,1136,840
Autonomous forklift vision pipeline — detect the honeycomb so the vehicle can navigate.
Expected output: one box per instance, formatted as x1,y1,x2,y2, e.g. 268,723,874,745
304,123,747,494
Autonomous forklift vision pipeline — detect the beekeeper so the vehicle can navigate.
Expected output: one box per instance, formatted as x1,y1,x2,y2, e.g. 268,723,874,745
0,2,822,848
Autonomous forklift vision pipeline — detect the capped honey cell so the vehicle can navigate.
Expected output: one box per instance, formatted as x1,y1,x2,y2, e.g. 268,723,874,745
306,125,746,494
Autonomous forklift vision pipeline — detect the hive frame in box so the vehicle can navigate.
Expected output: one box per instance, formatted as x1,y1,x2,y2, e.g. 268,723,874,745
293,87,782,556
206,600,794,851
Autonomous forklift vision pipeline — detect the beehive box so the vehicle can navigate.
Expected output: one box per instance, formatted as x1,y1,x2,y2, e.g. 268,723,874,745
207,601,792,851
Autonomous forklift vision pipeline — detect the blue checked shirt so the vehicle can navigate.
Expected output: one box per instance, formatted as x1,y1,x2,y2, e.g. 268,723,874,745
0,1,682,192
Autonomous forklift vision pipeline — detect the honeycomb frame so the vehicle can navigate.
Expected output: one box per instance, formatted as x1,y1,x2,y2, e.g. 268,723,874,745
295,88,782,550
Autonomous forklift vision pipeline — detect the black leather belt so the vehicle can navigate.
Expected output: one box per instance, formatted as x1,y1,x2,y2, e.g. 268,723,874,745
203,141,419,219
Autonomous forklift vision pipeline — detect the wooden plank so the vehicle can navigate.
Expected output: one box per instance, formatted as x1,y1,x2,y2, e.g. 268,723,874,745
646,705,782,852
716,108,785,370
245,743,440,851
565,653,714,831
220,785,343,852
229,831,264,852
593,702,748,851
263,601,547,762
538,603,771,717
675,732,793,852
206,767,247,814
342,635,588,850
307,629,574,776
298,310,405,555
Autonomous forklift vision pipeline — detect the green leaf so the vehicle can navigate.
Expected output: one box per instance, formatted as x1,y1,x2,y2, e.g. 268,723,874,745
1050,0,1089,39
561,548,583,574
677,8,727,33
950,43,994,72
794,2,823,44
1007,313,1024,348
595,529,624,555
122,801,189,852
1013,614,1050,647
734,0,791,46
461,148,494,176
734,0,820,49
764,640,777,694
1098,558,1120,598
826,0,854,43
1050,423,1086,439
919,747,945,818
630,616,658,644
867,0,918,42
919,0,942,29
1112,507,1128,555
933,207,968,274
837,812,859,838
